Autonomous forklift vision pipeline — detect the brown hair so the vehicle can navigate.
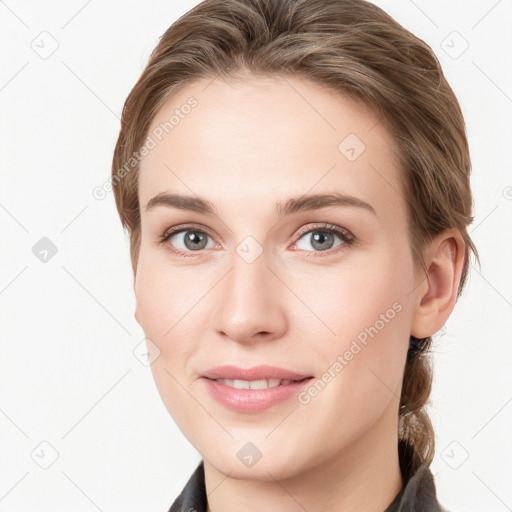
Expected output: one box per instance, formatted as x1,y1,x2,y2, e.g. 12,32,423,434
111,0,478,471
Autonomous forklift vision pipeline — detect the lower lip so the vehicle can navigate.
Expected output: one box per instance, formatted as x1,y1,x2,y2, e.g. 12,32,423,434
202,377,314,413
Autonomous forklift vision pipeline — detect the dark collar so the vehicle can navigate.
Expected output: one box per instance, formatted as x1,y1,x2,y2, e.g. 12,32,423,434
168,441,447,512
384,440,448,511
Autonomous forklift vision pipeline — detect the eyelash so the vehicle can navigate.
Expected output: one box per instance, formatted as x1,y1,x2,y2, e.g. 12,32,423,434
156,222,355,258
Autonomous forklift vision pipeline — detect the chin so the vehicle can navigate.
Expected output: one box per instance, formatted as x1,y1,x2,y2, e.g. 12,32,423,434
202,441,313,482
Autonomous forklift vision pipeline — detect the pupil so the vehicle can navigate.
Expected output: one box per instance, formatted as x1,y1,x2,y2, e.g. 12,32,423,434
312,232,333,251
185,231,206,250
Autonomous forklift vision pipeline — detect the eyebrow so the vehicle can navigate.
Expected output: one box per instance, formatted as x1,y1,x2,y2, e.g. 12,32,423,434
144,191,377,217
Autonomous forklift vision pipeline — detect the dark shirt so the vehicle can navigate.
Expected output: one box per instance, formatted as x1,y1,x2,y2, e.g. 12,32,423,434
168,440,449,512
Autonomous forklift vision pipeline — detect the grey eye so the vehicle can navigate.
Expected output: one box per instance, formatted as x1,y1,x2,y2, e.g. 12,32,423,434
171,230,212,251
295,230,345,252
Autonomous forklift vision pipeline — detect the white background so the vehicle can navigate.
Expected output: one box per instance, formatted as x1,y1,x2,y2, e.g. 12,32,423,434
1,0,511,510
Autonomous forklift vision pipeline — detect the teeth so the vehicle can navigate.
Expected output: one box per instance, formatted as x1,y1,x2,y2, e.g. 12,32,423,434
249,378,280,389
232,379,249,389
216,378,289,389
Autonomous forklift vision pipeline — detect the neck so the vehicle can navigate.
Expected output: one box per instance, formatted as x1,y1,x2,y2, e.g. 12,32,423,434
204,407,404,512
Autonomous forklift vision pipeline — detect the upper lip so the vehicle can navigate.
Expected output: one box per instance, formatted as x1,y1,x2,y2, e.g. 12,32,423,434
200,365,312,381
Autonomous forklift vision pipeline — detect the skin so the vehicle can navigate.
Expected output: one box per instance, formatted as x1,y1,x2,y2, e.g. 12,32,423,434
133,72,465,512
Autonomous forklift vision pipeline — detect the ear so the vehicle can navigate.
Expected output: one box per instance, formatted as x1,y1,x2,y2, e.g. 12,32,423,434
410,229,466,339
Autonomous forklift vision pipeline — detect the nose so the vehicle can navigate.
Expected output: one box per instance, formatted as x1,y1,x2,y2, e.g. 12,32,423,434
212,248,288,345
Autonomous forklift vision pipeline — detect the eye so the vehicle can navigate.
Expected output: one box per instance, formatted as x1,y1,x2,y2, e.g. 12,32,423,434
157,225,216,257
292,223,354,256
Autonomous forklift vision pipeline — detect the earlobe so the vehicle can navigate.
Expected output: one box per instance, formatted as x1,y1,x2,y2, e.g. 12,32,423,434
410,230,465,339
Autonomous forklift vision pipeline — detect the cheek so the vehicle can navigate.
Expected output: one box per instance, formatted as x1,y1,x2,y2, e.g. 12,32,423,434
134,255,200,382
295,249,411,343
299,299,409,453
302,252,412,407
134,261,201,429
135,248,199,337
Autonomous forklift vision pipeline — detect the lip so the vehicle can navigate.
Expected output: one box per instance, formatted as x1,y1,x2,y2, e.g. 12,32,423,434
200,365,311,381
200,365,314,413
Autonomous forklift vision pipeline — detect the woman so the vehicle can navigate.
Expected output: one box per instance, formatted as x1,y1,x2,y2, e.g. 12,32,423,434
111,0,478,510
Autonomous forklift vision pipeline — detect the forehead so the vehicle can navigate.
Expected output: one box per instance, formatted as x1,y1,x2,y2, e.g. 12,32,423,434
138,74,406,224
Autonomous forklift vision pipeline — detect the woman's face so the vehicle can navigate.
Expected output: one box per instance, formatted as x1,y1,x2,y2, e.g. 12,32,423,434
135,73,422,480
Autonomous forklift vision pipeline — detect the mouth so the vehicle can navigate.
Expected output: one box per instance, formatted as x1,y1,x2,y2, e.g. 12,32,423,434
200,365,315,413
211,377,310,389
